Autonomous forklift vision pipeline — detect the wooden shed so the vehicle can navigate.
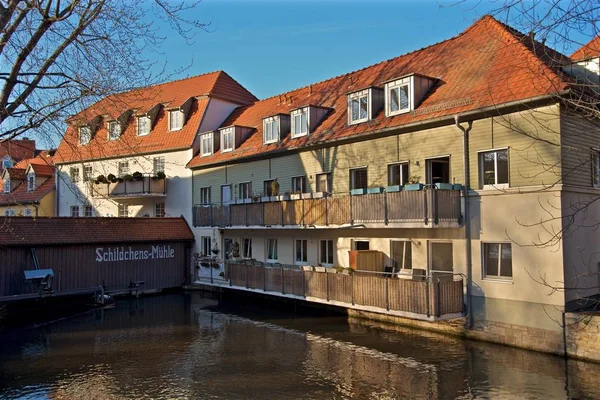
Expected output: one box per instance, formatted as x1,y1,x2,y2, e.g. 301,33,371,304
0,217,194,301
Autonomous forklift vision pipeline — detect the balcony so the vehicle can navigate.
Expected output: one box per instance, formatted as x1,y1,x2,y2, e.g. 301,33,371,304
90,175,167,198
216,261,464,321
193,189,462,228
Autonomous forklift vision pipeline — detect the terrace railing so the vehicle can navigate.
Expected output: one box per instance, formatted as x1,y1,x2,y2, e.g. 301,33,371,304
223,261,464,319
193,189,461,228
90,175,167,198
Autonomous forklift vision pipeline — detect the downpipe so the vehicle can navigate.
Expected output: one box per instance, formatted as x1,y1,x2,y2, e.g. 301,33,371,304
455,115,474,329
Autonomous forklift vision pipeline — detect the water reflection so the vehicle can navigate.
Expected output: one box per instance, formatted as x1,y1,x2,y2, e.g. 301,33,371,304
0,293,598,399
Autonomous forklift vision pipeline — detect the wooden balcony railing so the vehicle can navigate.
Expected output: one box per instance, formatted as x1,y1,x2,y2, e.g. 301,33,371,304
193,189,462,228
222,262,464,319
90,175,167,198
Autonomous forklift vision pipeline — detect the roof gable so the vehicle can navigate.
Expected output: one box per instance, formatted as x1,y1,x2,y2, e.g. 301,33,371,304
572,36,600,61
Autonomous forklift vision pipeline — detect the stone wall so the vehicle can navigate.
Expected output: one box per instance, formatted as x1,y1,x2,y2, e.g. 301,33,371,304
565,313,600,362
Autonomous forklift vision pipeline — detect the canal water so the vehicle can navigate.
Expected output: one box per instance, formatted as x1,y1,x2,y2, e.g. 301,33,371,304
0,293,599,400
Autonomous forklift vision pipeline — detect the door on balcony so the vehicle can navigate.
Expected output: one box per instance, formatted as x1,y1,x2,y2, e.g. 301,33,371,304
426,156,450,185
428,241,453,280
221,185,232,205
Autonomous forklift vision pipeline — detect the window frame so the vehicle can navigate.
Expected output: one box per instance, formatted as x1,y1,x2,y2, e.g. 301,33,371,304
168,109,184,131
83,205,93,217
83,165,93,182
263,116,280,144
479,148,510,190
118,161,129,177
24,208,31,217
349,167,368,190
385,79,411,116
4,209,15,216
238,181,252,200
70,205,79,217
153,157,165,175
221,127,235,152
200,133,213,157
291,175,306,193
2,158,12,169
294,239,308,265
155,202,165,217
482,242,513,282
27,172,35,191
266,238,278,263
199,187,211,205
137,115,151,136
390,240,412,271
387,162,409,187
79,126,91,145
200,236,211,256
316,172,332,194
242,238,253,259
319,239,335,267
3,179,10,193
118,204,129,217
70,167,80,183
107,121,121,141
347,89,370,125
593,149,600,188
291,107,309,138
263,179,275,197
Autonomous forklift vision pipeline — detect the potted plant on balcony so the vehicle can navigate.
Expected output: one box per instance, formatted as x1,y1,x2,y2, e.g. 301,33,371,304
95,174,108,184
107,173,118,183
152,171,166,180
278,191,291,201
123,174,133,182
271,179,279,197
132,171,143,181
404,175,423,191
252,195,261,203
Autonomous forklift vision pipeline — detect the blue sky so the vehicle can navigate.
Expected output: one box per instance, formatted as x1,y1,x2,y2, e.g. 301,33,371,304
156,0,497,99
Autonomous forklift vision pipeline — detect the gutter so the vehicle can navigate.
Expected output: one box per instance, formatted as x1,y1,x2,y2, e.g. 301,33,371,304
454,115,473,330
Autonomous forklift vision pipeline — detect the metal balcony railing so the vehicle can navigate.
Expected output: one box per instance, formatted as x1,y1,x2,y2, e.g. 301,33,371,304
90,174,167,198
192,188,462,228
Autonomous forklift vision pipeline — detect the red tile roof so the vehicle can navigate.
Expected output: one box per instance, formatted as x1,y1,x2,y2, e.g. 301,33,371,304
187,15,572,169
571,36,600,61
0,216,194,246
0,161,55,206
0,139,36,163
55,71,257,164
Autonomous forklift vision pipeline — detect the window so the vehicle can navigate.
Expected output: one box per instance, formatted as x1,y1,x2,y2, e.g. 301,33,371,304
239,182,252,199
350,167,368,190
264,179,275,196
83,205,93,217
388,163,409,186
354,240,370,251
108,121,121,140
4,209,15,216
24,208,31,217
263,117,279,143
200,133,213,156
292,176,306,193
118,204,129,217
221,128,234,152
316,172,332,194
221,184,232,204
169,110,184,131
295,239,308,265
483,243,513,280
348,90,369,124
242,238,252,259
391,240,412,270
27,173,35,191
594,151,600,188
426,157,450,185
320,239,334,266
480,149,509,189
2,158,12,169
70,205,79,217
200,187,211,205
266,238,278,262
137,116,151,136
153,157,165,175
79,126,91,145
386,80,411,116
118,161,129,177
200,236,211,256
70,167,80,183
155,202,165,217
291,108,308,138
83,165,93,182
3,179,9,193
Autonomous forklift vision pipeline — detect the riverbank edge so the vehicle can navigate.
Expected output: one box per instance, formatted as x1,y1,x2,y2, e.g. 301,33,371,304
186,284,600,364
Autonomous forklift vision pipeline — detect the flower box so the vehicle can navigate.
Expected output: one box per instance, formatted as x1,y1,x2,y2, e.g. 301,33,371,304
386,185,401,193
435,183,454,190
290,194,302,200
301,192,313,199
261,196,271,202
350,188,367,195
404,183,424,191
367,187,384,194
277,194,291,201
452,184,463,191
312,192,325,199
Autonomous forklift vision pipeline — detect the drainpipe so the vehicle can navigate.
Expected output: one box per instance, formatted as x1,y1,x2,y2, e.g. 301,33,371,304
455,115,473,329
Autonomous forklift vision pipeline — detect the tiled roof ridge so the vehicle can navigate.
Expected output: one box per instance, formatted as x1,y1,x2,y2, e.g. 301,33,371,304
209,71,259,102
254,15,499,104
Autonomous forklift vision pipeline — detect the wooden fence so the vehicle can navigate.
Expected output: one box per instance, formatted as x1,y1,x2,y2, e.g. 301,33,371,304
224,262,464,318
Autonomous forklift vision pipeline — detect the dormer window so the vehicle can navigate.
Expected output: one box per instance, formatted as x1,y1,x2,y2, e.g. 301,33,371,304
291,108,308,138
27,172,35,191
387,80,410,116
169,110,184,131
201,132,213,156
348,90,369,124
108,121,121,140
2,158,12,169
221,128,234,152
3,178,9,193
79,126,91,145
137,116,151,136
263,117,280,144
